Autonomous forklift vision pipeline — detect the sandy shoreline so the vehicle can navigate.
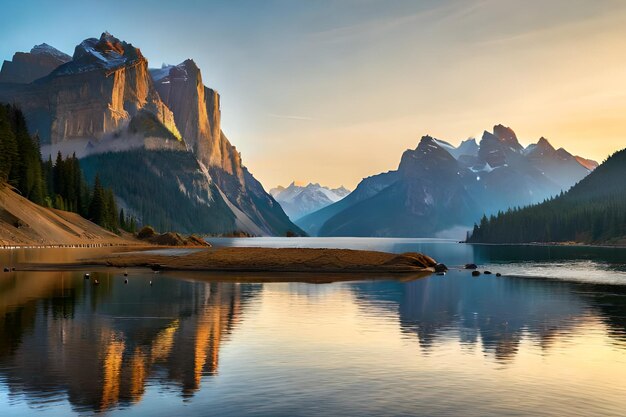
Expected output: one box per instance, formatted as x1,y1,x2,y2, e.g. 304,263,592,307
16,247,439,274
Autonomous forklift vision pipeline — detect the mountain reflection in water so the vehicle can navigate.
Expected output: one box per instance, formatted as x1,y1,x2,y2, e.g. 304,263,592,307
0,243,625,416
0,270,259,413
353,275,626,361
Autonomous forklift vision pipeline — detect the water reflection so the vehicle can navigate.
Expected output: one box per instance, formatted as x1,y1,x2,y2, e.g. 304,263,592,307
352,273,626,362
1,243,626,416
0,270,259,413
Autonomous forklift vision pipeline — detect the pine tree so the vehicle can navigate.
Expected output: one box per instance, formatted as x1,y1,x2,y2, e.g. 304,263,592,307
0,105,18,183
104,188,118,232
88,175,106,227
119,209,126,231
53,151,64,199
54,195,66,211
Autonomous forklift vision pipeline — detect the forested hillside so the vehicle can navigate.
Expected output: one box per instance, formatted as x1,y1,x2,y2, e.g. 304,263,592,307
80,150,238,234
468,149,626,244
0,104,125,232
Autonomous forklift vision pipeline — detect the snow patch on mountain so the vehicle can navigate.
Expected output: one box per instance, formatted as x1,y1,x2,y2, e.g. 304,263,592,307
30,43,71,61
150,64,174,82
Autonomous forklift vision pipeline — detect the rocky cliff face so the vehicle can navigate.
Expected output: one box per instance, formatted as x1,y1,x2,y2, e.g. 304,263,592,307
0,33,181,146
0,33,302,236
151,60,240,174
493,124,524,151
50,32,179,144
301,125,598,238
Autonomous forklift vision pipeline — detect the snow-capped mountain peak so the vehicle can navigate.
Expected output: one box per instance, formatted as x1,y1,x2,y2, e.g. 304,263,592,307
270,181,351,221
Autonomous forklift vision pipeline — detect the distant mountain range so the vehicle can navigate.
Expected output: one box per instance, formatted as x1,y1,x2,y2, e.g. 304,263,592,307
297,125,598,238
468,147,625,244
270,182,350,221
0,33,302,236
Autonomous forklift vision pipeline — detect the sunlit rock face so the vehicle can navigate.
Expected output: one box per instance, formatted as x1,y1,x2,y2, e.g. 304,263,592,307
493,123,524,152
0,32,180,145
151,60,240,176
0,43,71,84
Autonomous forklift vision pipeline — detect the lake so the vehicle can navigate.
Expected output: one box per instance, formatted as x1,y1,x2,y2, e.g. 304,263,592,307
1,238,625,416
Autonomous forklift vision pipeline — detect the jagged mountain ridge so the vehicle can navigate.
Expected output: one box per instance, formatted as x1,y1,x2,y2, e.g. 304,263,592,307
0,32,302,236
298,125,597,238
0,43,71,84
270,182,350,221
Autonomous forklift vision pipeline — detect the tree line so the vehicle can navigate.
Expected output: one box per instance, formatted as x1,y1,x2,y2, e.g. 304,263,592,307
468,148,626,244
0,104,136,233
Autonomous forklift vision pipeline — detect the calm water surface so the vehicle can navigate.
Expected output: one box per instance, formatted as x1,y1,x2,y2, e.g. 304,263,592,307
0,239,625,416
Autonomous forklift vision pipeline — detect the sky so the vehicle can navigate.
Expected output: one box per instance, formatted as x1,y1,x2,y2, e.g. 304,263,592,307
1,0,626,189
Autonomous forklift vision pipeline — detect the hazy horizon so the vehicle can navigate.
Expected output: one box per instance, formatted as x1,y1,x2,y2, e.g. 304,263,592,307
2,0,626,188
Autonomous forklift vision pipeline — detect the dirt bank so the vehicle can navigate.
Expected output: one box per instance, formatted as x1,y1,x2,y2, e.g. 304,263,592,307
0,186,138,247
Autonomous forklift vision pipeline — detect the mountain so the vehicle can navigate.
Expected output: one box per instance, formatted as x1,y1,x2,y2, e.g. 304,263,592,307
315,136,482,237
468,148,626,244
300,125,597,238
0,32,302,236
295,171,398,236
269,182,350,220
0,43,71,84
0,32,181,149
